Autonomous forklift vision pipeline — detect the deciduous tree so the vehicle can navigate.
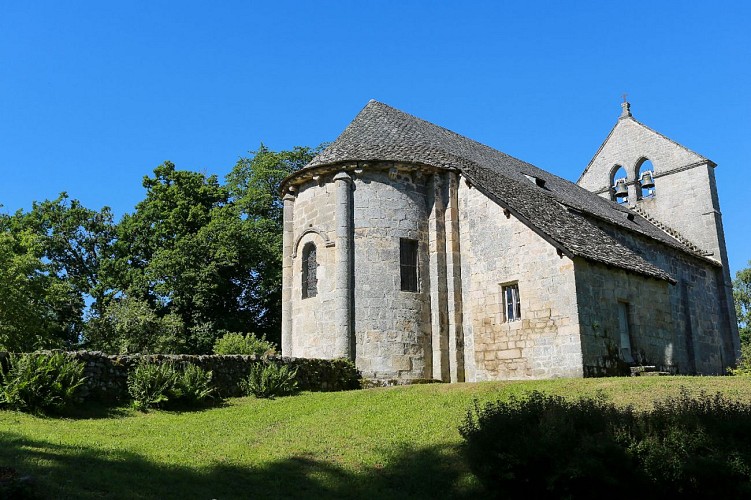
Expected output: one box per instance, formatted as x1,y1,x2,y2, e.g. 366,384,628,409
734,262,751,348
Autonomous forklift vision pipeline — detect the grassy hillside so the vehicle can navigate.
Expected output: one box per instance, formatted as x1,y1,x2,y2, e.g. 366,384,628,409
2,376,751,499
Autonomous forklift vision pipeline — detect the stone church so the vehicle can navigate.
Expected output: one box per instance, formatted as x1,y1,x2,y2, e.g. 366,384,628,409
279,100,739,381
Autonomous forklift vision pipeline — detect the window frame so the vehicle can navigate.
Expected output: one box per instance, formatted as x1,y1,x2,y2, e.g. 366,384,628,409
502,282,522,322
399,238,419,292
617,300,634,363
301,242,318,299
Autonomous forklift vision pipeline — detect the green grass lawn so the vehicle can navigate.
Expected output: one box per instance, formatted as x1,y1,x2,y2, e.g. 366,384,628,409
2,376,751,499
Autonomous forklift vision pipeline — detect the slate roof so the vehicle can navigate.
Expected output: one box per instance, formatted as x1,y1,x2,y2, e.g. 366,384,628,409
291,100,719,282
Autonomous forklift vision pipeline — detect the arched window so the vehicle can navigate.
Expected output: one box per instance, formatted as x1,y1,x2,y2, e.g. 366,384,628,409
637,159,656,199
302,242,317,299
611,165,628,204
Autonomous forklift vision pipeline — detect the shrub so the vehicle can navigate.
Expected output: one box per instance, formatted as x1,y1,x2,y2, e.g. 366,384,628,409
459,391,640,498
127,361,177,411
729,342,751,376
628,390,751,495
241,362,298,399
212,332,276,357
0,352,87,415
169,363,215,406
127,361,216,411
459,389,751,498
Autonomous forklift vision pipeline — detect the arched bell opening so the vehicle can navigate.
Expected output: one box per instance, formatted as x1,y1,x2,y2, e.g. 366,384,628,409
610,165,629,204
636,159,656,199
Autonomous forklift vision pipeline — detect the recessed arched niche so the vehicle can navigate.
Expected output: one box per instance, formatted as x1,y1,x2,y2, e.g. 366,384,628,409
610,165,628,204
636,159,656,199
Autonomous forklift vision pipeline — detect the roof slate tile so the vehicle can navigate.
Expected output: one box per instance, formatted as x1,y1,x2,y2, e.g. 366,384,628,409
294,100,716,282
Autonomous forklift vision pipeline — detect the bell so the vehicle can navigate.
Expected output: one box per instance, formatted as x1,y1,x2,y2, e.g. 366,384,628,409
640,170,655,189
613,178,628,198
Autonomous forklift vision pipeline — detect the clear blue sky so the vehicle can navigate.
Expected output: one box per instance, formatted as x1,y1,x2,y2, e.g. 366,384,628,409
1,1,749,274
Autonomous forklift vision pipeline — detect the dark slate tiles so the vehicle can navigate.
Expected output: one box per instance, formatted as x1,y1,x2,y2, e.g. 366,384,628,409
299,100,713,282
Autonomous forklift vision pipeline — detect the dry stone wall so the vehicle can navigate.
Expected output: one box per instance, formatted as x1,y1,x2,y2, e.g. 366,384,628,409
0,351,361,401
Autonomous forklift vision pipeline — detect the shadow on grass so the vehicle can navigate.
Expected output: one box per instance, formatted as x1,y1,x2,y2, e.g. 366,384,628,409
56,402,131,420
52,400,233,420
0,431,484,499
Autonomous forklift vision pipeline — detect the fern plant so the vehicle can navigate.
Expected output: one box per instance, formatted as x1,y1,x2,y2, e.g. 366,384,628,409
170,363,215,406
241,362,298,399
127,361,216,411
0,352,87,415
127,361,176,411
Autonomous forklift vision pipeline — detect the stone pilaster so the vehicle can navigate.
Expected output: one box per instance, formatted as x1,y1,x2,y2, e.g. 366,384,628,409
281,190,296,356
429,173,449,381
445,172,465,382
334,171,354,360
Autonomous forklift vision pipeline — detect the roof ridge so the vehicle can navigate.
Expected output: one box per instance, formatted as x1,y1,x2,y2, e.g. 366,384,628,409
628,116,714,166
287,100,717,280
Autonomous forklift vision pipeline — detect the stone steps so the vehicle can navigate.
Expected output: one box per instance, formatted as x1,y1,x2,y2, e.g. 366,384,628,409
630,365,670,377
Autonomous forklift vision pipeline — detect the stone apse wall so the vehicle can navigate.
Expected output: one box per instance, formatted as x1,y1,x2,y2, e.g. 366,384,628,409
283,165,435,380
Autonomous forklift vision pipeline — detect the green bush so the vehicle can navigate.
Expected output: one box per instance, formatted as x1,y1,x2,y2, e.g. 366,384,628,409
729,342,751,376
169,363,215,406
241,362,298,399
0,352,87,415
212,332,276,357
127,361,176,411
628,390,751,495
127,361,216,411
460,390,751,498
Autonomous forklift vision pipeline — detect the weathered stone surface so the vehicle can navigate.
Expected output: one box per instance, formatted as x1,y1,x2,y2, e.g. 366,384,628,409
458,182,584,381
279,100,738,382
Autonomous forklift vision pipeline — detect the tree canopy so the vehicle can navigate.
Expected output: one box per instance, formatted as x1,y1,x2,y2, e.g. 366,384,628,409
0,144,320,353
734,263,751,349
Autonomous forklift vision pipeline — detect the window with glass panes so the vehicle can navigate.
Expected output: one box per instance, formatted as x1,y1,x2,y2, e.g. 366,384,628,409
503,283,521,321
400,238,418,292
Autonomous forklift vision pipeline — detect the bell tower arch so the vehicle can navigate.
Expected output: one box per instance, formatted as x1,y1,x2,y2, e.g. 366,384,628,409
578,100,739,359
578,101,726,263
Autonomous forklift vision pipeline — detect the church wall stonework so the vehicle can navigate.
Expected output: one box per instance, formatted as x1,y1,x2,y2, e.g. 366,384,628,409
578,222,735,375
575,260,676,375
286,166,436,380
281,100,738,382
578,110,739,359
352,168,433,379
458,183,583,380
290,178,339,359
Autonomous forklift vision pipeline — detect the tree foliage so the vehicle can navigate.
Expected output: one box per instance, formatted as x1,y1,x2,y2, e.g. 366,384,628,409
0,144,318,354
21,194,117,319
734,262,751,349
0,214,81,351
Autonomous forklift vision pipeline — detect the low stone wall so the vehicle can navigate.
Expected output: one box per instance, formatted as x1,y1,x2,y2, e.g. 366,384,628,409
0,351,361,401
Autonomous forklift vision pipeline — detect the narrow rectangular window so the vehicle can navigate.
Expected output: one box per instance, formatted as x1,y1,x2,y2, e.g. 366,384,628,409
302,243,317,299
400,238,418,292
503,283,521,322
617,301,634,362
